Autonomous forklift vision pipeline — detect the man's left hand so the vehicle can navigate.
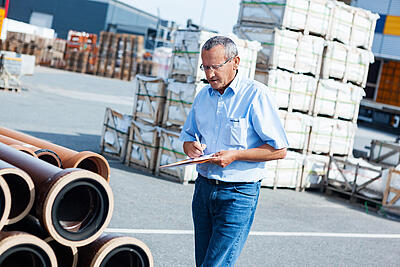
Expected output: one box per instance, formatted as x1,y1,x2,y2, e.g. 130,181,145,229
210,150,238,168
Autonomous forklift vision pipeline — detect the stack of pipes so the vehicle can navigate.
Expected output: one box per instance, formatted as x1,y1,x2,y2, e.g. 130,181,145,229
234,0,379,190
0,127,153,267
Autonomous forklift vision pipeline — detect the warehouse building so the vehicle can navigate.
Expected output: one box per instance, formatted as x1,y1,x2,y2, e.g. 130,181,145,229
6,0,175,50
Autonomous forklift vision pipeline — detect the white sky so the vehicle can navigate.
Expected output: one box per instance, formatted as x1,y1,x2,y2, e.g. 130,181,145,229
121,0,241,34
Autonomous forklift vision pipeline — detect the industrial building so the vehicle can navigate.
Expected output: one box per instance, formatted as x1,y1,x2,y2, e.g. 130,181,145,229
6,0,175,50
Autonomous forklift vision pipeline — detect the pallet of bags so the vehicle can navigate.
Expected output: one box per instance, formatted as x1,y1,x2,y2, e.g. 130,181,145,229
100,107,132,161
124,119,159,172
162,81,205,127
132,75,166,125
155,128,197,184
283,112,312,152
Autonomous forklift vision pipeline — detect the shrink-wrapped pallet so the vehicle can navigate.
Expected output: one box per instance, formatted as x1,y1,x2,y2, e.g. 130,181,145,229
261,160,278,187
132,75,166,125
162,81,205,127
269,29,300,72
284,113,311,151
345,47,374,87
295,34,324,76
336,83,365,121
290,73,317,112
328,1,354,45
152,47,172,79
330,120,356,156
100,108,132,161
321,41,348,80
125,120,159,172
274,151,305,189
278,109,287,126
350,8,379,50
266,69,291,108
313,79,340,117
233,26,274,70
302,154,329,188
308,117,335,154
238,0,333,36
155,128,198,183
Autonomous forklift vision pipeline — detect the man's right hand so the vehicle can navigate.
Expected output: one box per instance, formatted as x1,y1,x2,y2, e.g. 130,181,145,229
183,141,207,158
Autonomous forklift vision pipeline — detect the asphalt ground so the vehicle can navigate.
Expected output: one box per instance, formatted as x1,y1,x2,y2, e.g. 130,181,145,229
1,66,399,266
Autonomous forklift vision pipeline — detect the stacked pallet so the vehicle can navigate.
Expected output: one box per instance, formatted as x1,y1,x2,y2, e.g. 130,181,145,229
234,0,379,190
95,32,144,81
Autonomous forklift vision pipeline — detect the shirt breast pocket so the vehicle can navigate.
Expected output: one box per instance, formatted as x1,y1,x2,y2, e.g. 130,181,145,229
226,118,248,146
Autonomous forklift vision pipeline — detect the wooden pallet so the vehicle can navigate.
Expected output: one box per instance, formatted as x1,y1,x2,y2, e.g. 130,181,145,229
370,140,400,167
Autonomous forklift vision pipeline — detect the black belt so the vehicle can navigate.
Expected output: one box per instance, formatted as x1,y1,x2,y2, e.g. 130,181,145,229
198,174,258,185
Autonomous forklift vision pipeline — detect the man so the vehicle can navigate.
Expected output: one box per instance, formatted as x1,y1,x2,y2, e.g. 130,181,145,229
179,36,288,267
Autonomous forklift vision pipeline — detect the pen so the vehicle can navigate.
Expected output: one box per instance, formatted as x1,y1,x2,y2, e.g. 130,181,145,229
195,133,204,155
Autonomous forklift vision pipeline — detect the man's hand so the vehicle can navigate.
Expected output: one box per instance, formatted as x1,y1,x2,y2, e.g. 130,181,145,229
183,141,207,158
210,150,238,168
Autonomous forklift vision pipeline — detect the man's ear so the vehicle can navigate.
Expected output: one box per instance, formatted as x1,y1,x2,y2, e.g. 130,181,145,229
233,56,240,70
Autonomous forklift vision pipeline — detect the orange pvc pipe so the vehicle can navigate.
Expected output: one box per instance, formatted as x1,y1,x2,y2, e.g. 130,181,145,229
0,142,114,247
0,127,110,181
0,134,62,167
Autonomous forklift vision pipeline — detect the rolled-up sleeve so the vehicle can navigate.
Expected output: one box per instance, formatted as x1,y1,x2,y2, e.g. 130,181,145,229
251,89,289,149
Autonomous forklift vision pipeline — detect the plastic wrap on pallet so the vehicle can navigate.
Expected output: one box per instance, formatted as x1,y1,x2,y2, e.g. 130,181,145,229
303,154,329,188
156,128,198,183
306,0,334,36
173,30,216,53
152,47,172,79
351,8,379,50
345,47,374,87
321,41,348,80
308,117,335,154
290,73,317,112
103,109,131,155
267,69,291,108
278,109,287,126
284,113,311,151
295,34,324,76
270,29,300,72
328,157,384,199
274,151,304,188
163,81,205,127
330,120,356,156
328,1,354,45
229,34,260,80
313,79,340,117
132,75,166,125
336,83,365,121
126,120,159,171
261,160,277,187
233,26,274,69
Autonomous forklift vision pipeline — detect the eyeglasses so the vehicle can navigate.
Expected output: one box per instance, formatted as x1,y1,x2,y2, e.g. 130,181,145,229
199,56,235,72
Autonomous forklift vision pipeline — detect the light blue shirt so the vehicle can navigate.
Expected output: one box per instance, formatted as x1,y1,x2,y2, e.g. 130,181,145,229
179,73,289,182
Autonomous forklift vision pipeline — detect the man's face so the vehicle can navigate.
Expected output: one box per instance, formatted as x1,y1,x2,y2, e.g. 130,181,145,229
201,45,240,91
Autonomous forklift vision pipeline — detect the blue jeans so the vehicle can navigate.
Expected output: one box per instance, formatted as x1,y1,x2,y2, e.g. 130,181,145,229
192,174,261,267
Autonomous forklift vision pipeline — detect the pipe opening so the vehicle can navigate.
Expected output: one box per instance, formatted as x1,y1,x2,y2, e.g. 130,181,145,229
0,244,52,267
100,245,150,267
47,240,75,267
38,154,60,167
52,179,109,241
2,174,30,219
77,158,99,175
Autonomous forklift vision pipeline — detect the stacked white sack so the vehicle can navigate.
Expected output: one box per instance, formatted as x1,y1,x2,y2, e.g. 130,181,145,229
330,120,356,155
303,154,330,188
284,113,312,151
274,151,305,188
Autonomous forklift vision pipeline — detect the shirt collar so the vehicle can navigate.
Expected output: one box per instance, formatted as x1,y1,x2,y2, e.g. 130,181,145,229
207,71,241,96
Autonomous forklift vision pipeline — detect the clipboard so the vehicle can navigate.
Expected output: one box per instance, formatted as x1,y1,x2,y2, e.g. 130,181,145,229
159,154,216,168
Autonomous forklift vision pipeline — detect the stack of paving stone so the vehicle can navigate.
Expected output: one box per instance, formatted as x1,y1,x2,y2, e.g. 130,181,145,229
233,0,379,190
